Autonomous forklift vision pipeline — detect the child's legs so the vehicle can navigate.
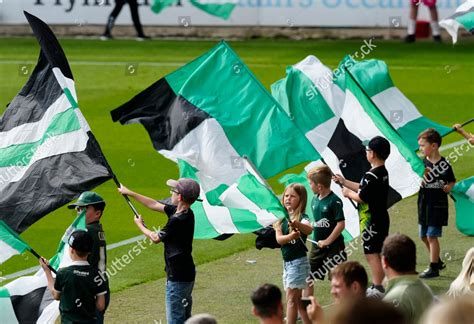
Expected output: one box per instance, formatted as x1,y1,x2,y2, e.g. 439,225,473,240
165,280,195,324
427,236,440,263
286,288,300,324
365,253,384,286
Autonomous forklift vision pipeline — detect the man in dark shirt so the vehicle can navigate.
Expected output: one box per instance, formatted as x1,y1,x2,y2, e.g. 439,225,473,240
334,136,391,298
119,178,200,324
68,191,109,323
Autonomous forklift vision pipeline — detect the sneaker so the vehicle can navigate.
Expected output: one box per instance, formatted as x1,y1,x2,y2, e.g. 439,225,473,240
136,35,151,41
366,285,385,299
100,34,112,41
433,35,442,43
404,34,416,43
420,267,439,279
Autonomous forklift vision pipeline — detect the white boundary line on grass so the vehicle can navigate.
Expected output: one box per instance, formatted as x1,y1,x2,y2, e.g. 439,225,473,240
2,235,145,281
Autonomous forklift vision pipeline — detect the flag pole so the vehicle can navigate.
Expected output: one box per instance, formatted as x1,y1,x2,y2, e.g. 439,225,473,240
29,248,57,274
243,156,309,252
89,135,140,218
320,158,358,209
443,118,474,137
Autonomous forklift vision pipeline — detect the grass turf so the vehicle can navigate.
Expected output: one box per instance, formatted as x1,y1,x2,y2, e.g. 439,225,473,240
0,38,473,319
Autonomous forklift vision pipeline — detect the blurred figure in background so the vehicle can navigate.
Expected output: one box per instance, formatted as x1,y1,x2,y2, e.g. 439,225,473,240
405,0,441,43
101,0,150,41
447,247,474,298
421,297,474,324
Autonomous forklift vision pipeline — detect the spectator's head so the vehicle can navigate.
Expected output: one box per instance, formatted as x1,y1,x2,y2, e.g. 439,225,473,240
381,234,417,277
365,136,391,162
422,296,474,324
330,261,368,303
307,165,332,195
331,297,407,324
447,247,474,298
68,191,106,223
184,313,218,324
418,128,442,156
251,284,283,323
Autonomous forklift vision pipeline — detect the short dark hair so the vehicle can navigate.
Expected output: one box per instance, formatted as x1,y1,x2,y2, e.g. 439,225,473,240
418,128,442,147
331,261,368,291
382,234,416,273
251,284,281,318
90,202,106,213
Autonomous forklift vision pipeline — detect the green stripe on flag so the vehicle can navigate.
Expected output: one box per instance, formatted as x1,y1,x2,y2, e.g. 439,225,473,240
178,159,222,239
456,11,474,30
397,118,452,150
63,88,78,108
345,71,425,177
452,176,474,236
0,108,81,167
0,220,31,253
0,287,10,298
271,67,335,135
227,208,263,233
189,0,236,19
166,41,320,179
50,210,87,270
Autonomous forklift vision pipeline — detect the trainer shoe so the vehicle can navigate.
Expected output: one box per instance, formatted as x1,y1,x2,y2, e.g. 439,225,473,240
100,34,113,41
366,284,385,299
433,35,442,43
136,35,151,41
438,260,446,270
404,34,416,43
420,267,439,279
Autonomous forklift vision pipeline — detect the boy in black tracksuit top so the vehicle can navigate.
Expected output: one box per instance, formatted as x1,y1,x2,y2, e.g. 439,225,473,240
334,136,391,297
417,128,456,279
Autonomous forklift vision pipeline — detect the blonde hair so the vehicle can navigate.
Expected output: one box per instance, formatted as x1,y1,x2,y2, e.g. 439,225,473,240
421,296,474,324
274,183,307,230
447,247,474,298
307,165,332,188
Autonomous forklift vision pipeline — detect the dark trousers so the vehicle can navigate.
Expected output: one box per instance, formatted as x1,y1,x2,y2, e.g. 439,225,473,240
105,0,145,37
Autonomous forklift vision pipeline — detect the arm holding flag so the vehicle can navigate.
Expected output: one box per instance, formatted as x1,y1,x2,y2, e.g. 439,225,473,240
118,184,166,213
133,215,161,243
275,225,302,245
39,257,61,300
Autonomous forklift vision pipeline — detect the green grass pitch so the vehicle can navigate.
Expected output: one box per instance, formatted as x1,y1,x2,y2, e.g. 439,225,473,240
0,38,473,321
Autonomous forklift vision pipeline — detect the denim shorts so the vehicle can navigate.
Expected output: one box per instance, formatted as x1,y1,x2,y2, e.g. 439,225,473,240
283,256,310,290
419,224,443,238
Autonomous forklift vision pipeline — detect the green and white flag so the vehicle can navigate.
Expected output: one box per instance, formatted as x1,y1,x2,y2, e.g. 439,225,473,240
334,56,452,150
178,160,287,238
112,41,319,238
0,210,86,323
0,221,31,264
440,0,474,44
452,176,474,236
152,0,238,19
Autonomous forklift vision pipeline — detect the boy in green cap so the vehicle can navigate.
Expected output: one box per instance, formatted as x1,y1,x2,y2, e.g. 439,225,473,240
68,191,109,323
40,230,107,323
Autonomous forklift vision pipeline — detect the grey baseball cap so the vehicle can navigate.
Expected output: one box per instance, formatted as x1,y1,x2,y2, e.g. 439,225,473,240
166,178,201,204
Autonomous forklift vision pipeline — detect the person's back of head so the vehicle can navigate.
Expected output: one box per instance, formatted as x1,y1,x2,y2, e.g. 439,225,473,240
307,165,332,189
382,233,417,275
422,296,474,324
251,284,283,322
447,247,474,298
184,313,217,324
331,297,407,324
331,261,368,297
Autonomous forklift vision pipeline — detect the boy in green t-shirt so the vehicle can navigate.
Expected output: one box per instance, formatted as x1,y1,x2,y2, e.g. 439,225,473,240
305,165,346,297
40,230,107,324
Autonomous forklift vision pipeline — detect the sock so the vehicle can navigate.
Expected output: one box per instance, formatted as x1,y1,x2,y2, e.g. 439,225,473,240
430,21,441,36
430,262,438,270
408,19,416,35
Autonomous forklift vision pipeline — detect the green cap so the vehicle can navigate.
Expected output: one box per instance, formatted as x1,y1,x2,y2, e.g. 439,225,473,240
68,191,105,209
